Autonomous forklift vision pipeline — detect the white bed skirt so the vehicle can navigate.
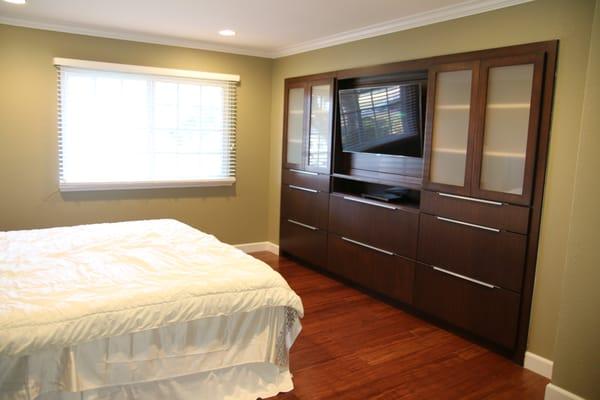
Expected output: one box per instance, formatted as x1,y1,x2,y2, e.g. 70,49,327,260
0,307,301,400
36,364,293,400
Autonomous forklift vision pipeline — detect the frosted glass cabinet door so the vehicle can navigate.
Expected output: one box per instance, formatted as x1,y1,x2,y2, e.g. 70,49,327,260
427,67,475,191
479,64,534,196
472,54,543,205
307,83,332,169
286,86,306,167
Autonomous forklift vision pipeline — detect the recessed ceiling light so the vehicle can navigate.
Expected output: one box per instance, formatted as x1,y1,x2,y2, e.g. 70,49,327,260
3,0,27,4
218,29,236,37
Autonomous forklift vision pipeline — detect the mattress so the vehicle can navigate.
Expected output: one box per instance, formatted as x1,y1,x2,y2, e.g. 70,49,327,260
0,220,303,399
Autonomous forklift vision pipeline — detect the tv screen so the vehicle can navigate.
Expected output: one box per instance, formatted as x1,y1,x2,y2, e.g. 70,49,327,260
338,83,424,157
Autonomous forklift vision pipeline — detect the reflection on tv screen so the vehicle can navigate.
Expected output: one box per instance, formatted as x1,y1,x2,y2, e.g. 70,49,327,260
339,83,423,157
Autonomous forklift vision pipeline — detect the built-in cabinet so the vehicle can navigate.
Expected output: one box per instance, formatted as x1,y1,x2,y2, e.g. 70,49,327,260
424,61,479,195
279,41,557,364
424,54,544,205
280,75,335,268
282,76,335,173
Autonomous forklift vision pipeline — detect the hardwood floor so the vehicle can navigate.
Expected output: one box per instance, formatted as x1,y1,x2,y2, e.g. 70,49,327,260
251,251,549,400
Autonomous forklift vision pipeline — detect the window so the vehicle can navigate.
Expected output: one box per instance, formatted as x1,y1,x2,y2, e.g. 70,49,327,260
55,58,239,191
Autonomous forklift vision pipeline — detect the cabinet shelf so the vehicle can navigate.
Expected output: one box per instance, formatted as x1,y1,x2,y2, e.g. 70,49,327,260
436,104,470,110
488,103,531,109
332,172,422,190
434,148,467,155
436,103,530,111
434,148,526,158
484,151,526,158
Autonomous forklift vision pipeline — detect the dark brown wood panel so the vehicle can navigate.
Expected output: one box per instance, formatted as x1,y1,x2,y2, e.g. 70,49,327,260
328,235,414,304
414,263,520,349
514,40,558,364
280,40,558,364
281,185,329,229
335,40,556,80
280,219,327,268
418,213,527,292
329,193,419,258
421,190,530,234
282,168,330,192
334,169,422,189
347,152,424,180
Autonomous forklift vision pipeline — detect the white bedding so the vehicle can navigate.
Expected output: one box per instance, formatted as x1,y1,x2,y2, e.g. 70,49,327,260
2,307,299,400
0,219,303,357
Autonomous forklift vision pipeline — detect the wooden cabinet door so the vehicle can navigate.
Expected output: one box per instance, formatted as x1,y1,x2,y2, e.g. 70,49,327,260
305,78,335,173
422,62,480,196
282,77,334,172
282,81,308,170
470,54,545,206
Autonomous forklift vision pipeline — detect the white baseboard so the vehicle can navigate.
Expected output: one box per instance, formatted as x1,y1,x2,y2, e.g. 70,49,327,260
234,241,279,255
545,383,586,400
524,351,553,379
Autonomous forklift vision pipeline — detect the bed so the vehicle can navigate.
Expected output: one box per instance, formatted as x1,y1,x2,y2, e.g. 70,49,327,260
0,219,303,400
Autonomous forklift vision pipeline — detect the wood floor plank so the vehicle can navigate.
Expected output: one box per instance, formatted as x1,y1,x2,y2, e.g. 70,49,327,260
252,252,548,399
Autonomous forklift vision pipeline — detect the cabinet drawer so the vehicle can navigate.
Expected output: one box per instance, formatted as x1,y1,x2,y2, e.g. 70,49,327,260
328,235,414,304
414,264,520,349
281,184,329,229
282,169,330,192
421,190,530,234
418,213,526,292
280,218,327,268
328,194,419,259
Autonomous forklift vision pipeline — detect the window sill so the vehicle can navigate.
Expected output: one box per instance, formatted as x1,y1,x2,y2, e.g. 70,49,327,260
59,178,236,192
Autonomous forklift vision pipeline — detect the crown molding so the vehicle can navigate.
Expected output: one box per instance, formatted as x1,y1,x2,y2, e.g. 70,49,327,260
0,16,273,58
271,0,533,58
0,0,532,59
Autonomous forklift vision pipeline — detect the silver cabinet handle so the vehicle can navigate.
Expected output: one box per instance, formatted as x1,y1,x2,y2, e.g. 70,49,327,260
436,216,500,233
341,236,394,256
432,266,496,289
287,219,318,231
343,196,397,210
438,192,502,206
289,184,318,193
289,169,318,176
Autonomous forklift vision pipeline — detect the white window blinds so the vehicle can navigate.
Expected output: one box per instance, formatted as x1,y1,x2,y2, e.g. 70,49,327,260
55,58,239,191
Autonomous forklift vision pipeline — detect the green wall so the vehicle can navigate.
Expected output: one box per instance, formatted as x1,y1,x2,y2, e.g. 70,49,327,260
0,24,273,245
266,0,597,360
550,1,600,398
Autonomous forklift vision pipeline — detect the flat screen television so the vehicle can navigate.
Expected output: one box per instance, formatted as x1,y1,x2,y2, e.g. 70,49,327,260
338,82,425,157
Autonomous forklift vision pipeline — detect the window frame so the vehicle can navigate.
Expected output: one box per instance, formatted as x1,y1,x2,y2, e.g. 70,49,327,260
54,58,239,192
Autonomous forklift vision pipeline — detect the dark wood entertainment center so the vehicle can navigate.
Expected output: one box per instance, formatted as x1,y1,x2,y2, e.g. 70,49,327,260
279,41,558,363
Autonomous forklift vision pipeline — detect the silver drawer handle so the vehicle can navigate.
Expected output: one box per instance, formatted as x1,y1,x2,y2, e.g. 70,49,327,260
432,266,496,289
287,219,318,231
343,196,397,210
289,184,318,193
341,236,394,256
289,169,318,176
436,216,500,233
438,192,502,206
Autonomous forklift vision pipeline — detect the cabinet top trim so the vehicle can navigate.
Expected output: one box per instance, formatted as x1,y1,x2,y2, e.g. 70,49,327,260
285,40,557,83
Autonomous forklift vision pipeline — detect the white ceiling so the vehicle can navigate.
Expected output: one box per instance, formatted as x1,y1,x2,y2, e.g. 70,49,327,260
0,0,531,58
